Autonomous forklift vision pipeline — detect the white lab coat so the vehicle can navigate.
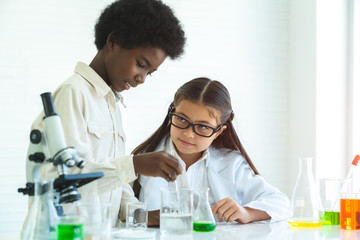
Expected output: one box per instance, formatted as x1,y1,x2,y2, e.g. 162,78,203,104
139,136,290,223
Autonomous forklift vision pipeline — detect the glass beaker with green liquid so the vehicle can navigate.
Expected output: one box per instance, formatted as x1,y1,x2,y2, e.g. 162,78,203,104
318,178,342,225
193,188,216,232
57,215,84,240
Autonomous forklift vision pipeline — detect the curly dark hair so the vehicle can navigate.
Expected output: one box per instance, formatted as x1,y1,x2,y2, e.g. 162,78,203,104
94,0,186,59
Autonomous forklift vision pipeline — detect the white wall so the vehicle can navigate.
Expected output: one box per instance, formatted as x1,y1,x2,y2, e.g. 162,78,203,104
0,0,295,238
288,0,354,201
288,0,316,193
316,0,349,179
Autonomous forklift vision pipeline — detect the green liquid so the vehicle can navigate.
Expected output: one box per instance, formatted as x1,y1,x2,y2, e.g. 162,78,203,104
324,211,340,225
193,222,216,232
57,224,84,240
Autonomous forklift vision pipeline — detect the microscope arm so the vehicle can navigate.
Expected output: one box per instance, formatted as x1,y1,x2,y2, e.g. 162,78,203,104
18,92,103,209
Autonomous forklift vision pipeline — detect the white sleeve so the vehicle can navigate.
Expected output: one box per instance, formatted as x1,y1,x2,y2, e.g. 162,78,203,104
236,162,290,222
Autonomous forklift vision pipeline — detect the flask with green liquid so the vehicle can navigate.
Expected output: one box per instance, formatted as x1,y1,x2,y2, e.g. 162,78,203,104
193,188,216,232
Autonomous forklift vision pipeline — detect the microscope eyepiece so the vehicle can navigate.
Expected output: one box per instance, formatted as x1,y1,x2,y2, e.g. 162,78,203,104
41,92,57,117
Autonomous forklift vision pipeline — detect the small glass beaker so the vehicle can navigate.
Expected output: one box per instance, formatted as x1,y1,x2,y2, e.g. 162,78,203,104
126,201,148,229
101,203,113,240
288,157,324,227
160,188,193,235
340,192,360,230
193,188,216,232
77,201,102,239
318,178,342,225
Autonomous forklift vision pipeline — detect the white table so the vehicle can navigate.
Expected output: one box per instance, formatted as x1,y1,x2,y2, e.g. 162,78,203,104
113,221,359,240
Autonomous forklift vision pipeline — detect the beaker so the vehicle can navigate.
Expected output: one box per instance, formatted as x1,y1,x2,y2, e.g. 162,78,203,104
288,157,324,227
338,155,360,230
318,178,342,225
77,201,102,239
21,179,58,240
160,188,193,235
340,192,360,230
101,203,113,240
126,201,148,229
57,215,84,240
193,188,216,232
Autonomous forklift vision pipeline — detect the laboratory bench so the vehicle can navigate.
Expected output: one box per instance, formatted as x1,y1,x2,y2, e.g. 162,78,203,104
112,221,360,240
3,221,358,239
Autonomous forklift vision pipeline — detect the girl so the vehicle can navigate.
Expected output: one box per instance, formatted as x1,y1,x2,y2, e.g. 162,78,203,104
132,77,289,225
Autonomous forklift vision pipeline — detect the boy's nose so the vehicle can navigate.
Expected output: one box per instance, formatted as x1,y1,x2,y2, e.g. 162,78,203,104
135,74,146,84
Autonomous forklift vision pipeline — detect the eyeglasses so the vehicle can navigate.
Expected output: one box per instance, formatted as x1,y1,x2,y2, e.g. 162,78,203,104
169,113,222,138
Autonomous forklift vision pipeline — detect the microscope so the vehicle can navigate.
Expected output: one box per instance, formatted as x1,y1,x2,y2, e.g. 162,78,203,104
18,92,104,215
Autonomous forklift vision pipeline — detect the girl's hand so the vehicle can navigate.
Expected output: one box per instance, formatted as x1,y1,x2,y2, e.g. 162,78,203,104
212,197,251,223
212,198,271,223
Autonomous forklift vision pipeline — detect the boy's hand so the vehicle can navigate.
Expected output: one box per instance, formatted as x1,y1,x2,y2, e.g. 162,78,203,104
148,210,160,227
133,151,182,182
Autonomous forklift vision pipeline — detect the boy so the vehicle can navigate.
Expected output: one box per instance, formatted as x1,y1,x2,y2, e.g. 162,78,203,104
28,0,185,226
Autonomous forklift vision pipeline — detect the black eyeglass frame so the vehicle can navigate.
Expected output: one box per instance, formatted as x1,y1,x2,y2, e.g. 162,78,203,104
168,113,222,138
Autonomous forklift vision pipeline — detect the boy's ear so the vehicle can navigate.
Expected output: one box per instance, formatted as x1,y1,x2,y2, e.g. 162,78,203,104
106,32,117,50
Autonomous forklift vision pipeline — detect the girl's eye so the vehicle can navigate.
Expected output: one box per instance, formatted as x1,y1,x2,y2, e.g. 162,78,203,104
147,72,152,76
177,117,187,123
199,125,210,130
136,60,145,68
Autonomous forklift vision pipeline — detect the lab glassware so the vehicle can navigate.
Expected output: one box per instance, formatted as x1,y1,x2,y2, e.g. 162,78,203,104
21,179,58,240
57,215,84,240
318,178,342,225
77,194,102,240
340,193,360,230
339,155,360,230
100,203,113,240
160,188,193,235
193,188,216,232
126,201,148,229
288,157,324,227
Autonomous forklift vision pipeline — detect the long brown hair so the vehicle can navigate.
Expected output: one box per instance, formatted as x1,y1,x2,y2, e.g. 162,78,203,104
132,77,259,174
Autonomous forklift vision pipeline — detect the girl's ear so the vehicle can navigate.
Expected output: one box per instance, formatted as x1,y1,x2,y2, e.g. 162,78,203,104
214,125,227,139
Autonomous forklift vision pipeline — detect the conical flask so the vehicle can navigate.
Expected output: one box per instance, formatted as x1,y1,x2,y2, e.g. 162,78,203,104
288,157,324,227
21,179,58,240
193,188,216,232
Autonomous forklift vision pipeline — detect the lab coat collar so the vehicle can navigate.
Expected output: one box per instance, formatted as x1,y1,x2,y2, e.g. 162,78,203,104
207,147,235,173
160,136,237,202
74,61,112,100
165,136,210,170
112,91,126,107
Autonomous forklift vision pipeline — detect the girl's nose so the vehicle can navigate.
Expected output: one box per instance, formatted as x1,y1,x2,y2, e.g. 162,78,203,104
183,126,195,138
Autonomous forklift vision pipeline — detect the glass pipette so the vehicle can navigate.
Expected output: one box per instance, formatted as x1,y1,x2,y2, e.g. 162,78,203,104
331,154,360,211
